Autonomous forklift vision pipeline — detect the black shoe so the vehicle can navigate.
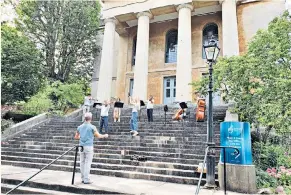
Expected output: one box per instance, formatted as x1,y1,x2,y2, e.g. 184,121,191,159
83,181,93,184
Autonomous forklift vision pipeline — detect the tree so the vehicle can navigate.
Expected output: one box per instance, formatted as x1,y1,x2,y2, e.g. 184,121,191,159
194,12,291,133
16,0,101,82
1,24,44,104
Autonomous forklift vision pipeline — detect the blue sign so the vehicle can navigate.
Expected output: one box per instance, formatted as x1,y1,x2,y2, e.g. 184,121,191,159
220,122,252,165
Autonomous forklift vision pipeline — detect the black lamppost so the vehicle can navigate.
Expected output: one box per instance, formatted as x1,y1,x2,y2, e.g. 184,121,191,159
203,37,220,188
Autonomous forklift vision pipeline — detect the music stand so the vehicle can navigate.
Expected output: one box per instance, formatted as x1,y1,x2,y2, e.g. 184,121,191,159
93,102,102,120
164,105,168,124
179,102,188,128
114,102,124,108
139,100,145,122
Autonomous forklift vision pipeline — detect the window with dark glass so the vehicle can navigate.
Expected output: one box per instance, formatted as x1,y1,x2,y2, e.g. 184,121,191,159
132,36,137,66
202,23,219,59
165,29,178,63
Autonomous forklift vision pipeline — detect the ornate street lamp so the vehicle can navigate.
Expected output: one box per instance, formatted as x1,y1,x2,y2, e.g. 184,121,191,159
203,37,220,188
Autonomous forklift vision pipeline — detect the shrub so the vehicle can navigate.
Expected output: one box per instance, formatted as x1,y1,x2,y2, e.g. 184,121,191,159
49,82,83,112
253,142,291,171
256,168,278,189
1,119,15,133
20,81,84,115
21,90,54,115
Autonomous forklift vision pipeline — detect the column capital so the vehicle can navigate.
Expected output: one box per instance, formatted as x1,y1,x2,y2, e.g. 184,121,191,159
176,3,194,12
137,11,153,19
104,18,117,25
220,0,239,4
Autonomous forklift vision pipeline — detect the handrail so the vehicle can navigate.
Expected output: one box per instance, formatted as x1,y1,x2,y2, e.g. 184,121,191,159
6,145,83,195
195,146,240,195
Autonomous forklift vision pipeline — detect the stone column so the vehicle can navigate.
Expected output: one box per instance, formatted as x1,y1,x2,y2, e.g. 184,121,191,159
221,0,239,56
176,4,193,102
97,18,116,102
286,0,291,14
132,11,152,101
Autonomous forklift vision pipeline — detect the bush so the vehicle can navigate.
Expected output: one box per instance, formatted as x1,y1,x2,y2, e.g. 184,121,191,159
253,142,291,171
256,168,278,189
49,82,84,112
20,81,84,115
1,119,15,133
22,90,54,115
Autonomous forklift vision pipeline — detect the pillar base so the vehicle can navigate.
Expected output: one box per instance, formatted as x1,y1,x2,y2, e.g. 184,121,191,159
218,163,257,194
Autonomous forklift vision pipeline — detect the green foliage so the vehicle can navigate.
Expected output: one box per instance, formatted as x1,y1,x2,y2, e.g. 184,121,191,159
193,12,291,134
21,82,84,115
16,0,101,82
253,142,291,171
49,82,84,112
1,119,15,133
1,24,44,104
256,169,278,189
22,89,54,115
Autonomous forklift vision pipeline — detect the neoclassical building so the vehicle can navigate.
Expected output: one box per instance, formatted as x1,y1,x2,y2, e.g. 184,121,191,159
91,0,290,104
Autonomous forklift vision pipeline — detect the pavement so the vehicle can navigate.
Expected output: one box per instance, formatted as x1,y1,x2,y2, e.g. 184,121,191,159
1,165,248,195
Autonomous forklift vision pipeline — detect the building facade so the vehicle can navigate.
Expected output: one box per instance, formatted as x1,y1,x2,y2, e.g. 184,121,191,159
91,0,290,104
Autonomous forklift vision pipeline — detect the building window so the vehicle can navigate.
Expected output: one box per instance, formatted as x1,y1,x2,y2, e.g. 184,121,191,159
132,36,137,66
165,29,178,63
202,23,219,59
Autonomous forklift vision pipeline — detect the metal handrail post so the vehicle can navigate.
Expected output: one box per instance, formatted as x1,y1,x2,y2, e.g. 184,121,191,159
72,146,83,185
195,146,209,195
6,145,82,195
195,146,239,195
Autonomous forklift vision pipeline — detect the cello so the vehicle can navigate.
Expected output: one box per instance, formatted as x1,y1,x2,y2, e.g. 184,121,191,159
172,108,183,120
196,98,206,122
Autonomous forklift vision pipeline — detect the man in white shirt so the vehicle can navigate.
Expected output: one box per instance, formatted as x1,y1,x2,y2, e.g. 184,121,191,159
98,100,111,133
82,94,92,121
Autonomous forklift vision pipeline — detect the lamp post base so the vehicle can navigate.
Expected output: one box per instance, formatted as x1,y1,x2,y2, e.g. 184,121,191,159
205,153,217,188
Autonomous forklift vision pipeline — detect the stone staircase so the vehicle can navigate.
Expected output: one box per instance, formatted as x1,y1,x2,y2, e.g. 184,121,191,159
1,105,227,192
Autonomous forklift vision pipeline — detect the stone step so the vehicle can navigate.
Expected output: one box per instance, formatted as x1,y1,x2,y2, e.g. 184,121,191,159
6,141,218,154
8,138,220,146
2,146,218,158
4,143,221,156
1,183,72,194
1,178,124,194
1,160,212,185
1,151,199,170
9,136,220,143
22,129,220,137
2,155,214,178
2,147,219,164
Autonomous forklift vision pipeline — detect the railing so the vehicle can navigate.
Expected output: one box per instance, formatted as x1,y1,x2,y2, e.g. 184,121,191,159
6,145,83,195
195,146,240,195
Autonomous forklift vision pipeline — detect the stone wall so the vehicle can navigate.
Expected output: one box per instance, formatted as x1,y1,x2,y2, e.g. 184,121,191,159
237,0,285,54
118,12,222,104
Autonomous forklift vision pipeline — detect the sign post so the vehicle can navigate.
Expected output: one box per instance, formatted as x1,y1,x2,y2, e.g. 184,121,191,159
218,121,257,193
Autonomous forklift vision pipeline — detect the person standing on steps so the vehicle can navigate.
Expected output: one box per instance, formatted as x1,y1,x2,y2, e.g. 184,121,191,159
129,96,140,136
82,93,93,121
113,97,121,122
74,112,108,184
146,95,154,122
98,100,111,134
